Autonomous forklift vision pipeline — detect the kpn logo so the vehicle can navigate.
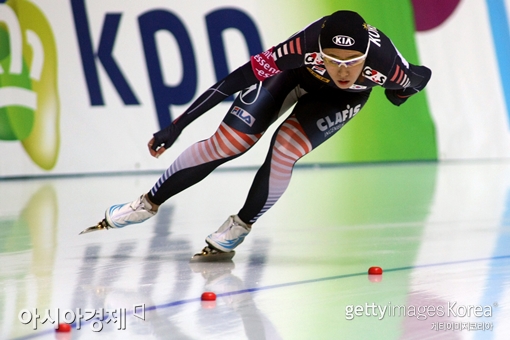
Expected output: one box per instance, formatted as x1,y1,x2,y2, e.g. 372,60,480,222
0,0,59,170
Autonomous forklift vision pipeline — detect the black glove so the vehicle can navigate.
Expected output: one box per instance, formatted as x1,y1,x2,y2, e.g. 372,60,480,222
385,89,411,106
151,123,182,151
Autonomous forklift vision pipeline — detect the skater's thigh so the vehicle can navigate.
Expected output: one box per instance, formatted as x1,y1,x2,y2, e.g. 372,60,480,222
292,89,371,148
222,71,300,134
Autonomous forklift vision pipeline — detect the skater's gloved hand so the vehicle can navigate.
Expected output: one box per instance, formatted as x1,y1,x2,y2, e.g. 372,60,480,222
385,89,415,107
148,123,182,158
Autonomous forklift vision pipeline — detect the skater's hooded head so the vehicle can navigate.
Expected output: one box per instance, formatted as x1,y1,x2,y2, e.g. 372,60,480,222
319,10,369,55
319,10,370,90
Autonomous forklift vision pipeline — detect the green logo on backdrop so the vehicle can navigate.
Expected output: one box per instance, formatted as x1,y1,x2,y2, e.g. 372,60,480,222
0,0,60,170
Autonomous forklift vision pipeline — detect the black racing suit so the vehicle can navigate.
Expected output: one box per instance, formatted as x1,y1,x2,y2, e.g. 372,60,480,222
148,15,431,224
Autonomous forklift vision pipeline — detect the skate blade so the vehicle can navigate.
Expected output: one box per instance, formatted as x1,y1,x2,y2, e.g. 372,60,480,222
189,260,235,274
79,219,110,235
190,249,235,263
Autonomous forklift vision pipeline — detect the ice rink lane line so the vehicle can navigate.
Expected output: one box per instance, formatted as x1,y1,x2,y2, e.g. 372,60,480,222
14,254,510,340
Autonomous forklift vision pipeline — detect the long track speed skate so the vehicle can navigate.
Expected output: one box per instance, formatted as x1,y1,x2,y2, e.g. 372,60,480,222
190,214,250,262
79,194,156,235
190,245,236,263
79,219,112,235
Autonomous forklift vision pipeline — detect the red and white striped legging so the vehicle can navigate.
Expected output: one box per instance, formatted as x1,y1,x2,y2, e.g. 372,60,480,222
149,70,370,224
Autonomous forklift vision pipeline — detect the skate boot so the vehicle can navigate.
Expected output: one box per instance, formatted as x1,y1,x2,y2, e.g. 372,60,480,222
190,215,251,262
79,194,156,234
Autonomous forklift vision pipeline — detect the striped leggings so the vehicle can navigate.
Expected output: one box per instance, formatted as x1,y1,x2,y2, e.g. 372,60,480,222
149,70,370,224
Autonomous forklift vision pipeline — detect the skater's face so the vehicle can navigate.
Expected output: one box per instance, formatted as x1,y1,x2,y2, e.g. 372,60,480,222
321,48,365,89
